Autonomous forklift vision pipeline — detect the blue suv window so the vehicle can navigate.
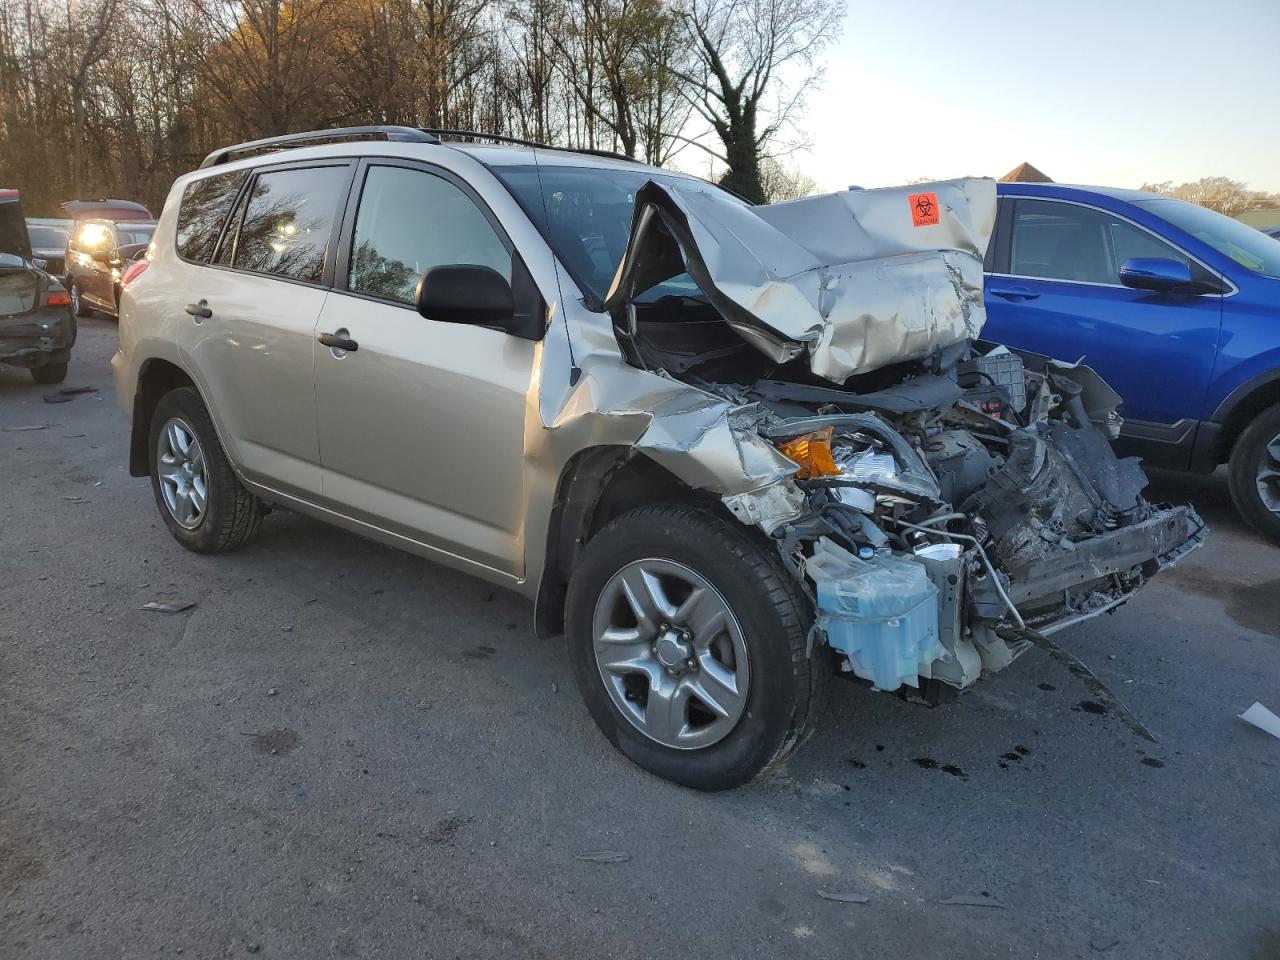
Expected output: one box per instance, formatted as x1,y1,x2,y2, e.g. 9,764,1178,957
1010,199,1186,285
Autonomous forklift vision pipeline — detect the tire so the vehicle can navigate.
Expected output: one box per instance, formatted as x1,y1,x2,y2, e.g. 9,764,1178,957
30,362,68,384
1227,403,1280,545
70,282,92,318
148,386,264,553
565,503,826,790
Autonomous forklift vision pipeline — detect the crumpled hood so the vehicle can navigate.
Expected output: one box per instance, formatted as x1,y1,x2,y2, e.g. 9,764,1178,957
604,177,996,384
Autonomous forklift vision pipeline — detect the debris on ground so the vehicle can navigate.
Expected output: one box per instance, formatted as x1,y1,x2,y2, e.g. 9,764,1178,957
1238,701,1280,740
1012,626,1158,742
576,851,631,863
2,424,49,432
939,893,1005,908
141,600,196,613
42,386,98,403
1091,936,1120,951
817,890,870,904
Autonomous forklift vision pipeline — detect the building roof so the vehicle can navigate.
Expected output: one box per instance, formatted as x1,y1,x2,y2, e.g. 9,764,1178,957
999,162,1053,183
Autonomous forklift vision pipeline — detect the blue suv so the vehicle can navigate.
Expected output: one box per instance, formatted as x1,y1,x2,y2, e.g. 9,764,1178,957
983,182,1280,543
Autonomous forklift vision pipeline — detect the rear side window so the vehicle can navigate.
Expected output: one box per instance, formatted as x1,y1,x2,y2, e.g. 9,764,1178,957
176,172,244,263
348,165,511,304
233,165,350,284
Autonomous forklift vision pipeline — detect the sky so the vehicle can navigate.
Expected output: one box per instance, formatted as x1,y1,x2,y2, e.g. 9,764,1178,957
783,0,1280,194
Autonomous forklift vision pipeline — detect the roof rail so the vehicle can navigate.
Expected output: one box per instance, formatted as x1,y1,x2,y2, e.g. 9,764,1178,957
420,129,641,164
198,126,441,169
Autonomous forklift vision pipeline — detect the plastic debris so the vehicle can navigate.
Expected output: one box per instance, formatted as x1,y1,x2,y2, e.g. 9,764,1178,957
141,600,196,614
939,894,1005,908
576,851,630,863
1238,702,1280,740
817,890,870,904
2,424,49,432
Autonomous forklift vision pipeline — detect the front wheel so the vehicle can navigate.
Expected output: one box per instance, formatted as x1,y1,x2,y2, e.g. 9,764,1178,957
70,283,92,318
566,503,825,790
148,386,264,553
1228,403,1280,545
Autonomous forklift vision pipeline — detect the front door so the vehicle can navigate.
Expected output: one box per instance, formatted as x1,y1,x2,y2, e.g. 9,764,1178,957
185,161,353,498
313,161,537,577
983,197,1224,429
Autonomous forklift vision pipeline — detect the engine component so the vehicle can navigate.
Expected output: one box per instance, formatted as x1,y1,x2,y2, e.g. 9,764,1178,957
972,347,1026,413
805,538,943,691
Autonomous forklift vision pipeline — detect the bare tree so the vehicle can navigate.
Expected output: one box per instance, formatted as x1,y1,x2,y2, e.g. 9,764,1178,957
1140,177,1280,218
66,0,119,196
758,156,816,202
672,0,841,202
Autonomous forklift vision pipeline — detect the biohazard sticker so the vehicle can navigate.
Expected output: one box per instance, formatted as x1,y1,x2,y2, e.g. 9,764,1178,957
909,192,939,226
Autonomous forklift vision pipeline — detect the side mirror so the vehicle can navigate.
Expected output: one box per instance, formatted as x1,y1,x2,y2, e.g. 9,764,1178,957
1119,257,1192,292
415,264,515,328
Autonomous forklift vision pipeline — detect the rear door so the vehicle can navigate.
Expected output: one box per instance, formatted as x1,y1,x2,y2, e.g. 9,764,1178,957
311,159,538,577
183,161,354,498
983,197,1223,431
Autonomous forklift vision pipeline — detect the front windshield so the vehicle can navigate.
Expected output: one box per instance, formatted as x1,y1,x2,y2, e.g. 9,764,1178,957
492,164,739,307
1138,198,1280,280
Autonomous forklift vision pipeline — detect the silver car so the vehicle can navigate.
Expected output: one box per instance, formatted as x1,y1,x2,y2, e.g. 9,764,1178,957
114,127,1204,789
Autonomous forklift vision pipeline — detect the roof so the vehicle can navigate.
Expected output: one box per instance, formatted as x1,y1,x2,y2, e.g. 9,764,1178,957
995,181,1168,203
999,162,1053,183
450,142,663,174
62,199,153,220
198,126,653,174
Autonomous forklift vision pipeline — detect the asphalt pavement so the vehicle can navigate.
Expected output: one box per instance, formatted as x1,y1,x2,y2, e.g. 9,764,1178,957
2,318,1278,959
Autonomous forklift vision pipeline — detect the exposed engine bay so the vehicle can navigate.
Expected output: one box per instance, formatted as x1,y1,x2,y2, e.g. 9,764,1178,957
601,176,1206,695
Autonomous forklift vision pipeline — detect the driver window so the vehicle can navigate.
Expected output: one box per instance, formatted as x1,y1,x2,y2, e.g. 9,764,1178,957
349,165,511,305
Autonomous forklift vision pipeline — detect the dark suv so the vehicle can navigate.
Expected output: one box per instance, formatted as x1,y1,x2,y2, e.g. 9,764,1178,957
65,217,155,318
63,200,153,317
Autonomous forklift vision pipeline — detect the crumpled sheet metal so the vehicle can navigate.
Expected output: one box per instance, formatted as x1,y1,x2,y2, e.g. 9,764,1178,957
605,177,996,384
535,322,798,498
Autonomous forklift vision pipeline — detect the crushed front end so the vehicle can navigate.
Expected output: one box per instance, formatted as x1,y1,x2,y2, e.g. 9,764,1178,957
600,175,1205,696
739,347,1205,693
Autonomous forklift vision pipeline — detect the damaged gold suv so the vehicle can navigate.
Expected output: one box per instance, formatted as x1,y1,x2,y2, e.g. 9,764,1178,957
114,127,1205,789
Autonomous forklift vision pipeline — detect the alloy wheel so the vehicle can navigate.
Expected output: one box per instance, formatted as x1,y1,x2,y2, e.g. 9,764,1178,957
1256,431,1280,514
156,417,208,529
591,558,750,750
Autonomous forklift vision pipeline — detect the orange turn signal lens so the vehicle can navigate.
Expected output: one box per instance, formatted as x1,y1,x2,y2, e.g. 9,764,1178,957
46,291,70,306
776,427,841,479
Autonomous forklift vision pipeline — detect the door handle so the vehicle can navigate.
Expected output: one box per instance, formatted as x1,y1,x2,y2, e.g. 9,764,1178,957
987,283,1040,302
185,299,212,319
318,331,359,353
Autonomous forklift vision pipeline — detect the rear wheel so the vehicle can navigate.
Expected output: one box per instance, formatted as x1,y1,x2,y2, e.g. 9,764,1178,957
148,387,264,553
566,503,825,790
1228,403,1280,545
30,361,68,384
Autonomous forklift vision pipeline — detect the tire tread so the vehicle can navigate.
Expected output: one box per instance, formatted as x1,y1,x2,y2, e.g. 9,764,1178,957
567,502,826,788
